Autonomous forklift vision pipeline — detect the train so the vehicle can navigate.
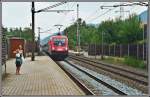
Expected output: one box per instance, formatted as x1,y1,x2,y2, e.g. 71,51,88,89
42,33,68,60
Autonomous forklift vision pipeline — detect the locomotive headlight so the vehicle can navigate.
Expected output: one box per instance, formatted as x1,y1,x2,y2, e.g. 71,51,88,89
52,47,55,50
65,47,68,51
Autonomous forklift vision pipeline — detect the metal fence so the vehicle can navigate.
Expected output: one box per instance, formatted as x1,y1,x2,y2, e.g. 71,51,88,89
2,31,6,65
88,43,147,60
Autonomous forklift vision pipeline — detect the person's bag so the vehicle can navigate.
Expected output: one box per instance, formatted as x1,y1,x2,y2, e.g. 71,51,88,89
21,56,25,63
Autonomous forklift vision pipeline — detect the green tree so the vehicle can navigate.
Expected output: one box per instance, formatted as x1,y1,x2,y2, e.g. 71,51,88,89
64,14,143,50
5,27,32,41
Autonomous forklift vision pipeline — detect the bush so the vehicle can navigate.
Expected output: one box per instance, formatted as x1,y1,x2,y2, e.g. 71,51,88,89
106,56,113,60
123,56,146,69
103,56,123,65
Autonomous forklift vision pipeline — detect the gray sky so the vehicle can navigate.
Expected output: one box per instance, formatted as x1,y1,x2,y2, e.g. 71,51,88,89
2,2,147,39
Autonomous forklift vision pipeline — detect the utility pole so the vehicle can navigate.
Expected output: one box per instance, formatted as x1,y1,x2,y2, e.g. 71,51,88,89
31,2,35,61
142,24,145,60
147,1,150,72
101,31,104,60
115,10,130,19
38,27,41,56
78,4,80,52
76,4,79,52
66,29,68,37
120,2,123,19
115,3,130,20
0,2,2,95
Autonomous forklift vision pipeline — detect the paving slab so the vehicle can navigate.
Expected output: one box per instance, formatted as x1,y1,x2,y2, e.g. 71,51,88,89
2,56,85,96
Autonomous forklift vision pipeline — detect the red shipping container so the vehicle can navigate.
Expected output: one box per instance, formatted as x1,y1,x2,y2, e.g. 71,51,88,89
8,37,25,58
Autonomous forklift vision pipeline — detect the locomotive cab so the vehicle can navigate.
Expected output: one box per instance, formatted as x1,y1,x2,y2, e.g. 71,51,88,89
48,35,68,60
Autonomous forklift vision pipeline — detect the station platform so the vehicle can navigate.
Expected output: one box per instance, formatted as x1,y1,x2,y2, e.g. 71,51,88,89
2,56,85,96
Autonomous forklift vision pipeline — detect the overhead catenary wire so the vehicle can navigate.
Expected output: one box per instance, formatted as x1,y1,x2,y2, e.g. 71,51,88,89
101,2,148,8
87,2,146,23
85,2,120,23
64,2,105,25
35,2,70,35
114,2,147,19
56,2,76,29
63,2,115,28
35,2,67,13
87,7,117,23
62,2,107,28
40,28,52,33
56,2,68,24
130,5,147,14
70,2,76,9
85,2,146,24
85,7,101,21
85,2,104,21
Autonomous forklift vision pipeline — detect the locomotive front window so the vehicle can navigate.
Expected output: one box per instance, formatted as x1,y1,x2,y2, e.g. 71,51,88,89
53,38,66,46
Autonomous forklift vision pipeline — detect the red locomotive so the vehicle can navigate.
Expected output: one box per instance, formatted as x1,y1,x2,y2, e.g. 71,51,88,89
43,34,68,60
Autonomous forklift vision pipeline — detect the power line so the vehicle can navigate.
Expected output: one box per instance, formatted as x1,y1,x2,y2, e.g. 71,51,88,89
94,2,147,22
56,3,69,24
85,3,105,20
87,7,117,22
35,2,67,13
40,29,52,33
114,2,131,19
56,12,69,25
70,2,76,9
85,7,101,21
86,2,120,22
56,2,76,28
31,2,69,61
41,10,74,13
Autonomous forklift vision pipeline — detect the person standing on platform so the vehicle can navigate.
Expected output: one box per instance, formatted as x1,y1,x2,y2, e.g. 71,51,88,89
13,45,24,75
15,49,22,75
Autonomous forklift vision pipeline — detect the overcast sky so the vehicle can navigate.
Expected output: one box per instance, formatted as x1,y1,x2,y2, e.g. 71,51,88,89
2,2,147,39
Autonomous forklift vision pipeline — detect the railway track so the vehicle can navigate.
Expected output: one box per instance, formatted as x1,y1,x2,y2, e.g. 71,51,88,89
55,62,95,95
46,52,146,95
68,54,148,86
56,60,129,95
